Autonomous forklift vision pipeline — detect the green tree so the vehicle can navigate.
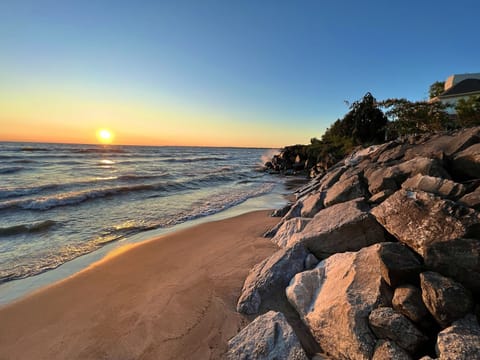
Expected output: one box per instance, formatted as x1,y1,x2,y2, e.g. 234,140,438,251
429,81,445,99
380,98,450,136
337,92,388,144
455,95,480,127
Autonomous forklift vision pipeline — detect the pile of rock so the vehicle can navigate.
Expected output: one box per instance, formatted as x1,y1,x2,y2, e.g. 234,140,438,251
227,127,480,359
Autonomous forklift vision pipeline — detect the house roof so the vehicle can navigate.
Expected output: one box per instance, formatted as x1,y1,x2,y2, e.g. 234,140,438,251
440,78,480,98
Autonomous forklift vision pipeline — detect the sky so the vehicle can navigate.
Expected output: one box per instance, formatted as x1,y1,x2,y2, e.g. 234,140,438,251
1,0,480,147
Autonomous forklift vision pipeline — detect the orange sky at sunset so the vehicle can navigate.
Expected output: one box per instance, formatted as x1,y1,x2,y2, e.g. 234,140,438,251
0,89,313,148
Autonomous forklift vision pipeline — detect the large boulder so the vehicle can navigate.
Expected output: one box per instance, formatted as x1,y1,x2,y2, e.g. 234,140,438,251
459,185,480,210
401,174,466,200
368,307,427,354
402,126,480,160
420,272,474,328
226,310,308,360
372,340,413,360
289,198,386,258
376,242,423,287
423,238,480,295
271,218,311,248
323,174,369,207
392,285,429,324
451,143,480,180
286,244,392,360
300,192,324,218
371,189,480,257
435,314,480,360
237,243,308,315
365,157,449,195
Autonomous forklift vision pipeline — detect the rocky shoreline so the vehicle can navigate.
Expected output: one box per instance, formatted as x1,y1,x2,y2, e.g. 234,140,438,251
228,126,480,359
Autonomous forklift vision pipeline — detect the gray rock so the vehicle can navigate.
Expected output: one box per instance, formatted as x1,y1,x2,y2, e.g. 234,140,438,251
424,238,480,295
436,314,480,360
226,310,308,360
286,244,392,360
289,198,386,258
304,253,319,270
377,242,422,287
402,126,480,159
451,143,480,180
371,189,480,257
369,189,394,204
300,192,324,218
237,243,308,315
271,204,292,217
459,185,480,210
402,174,466,200
324,174,369,207
317,165,347,191
271,217,311,248
420,271,474,328
264,201,304,238
372,340,413,360
392,285,429,324
369,307,427,353
365,157,449,195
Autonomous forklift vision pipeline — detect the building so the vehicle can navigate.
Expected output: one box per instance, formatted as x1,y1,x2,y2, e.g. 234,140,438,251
431,73,480,114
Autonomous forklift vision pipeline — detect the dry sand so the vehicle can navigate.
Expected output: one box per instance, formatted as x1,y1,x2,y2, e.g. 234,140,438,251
0,210,279,360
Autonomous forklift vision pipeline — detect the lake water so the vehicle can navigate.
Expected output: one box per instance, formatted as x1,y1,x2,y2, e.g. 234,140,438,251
0,142,285,284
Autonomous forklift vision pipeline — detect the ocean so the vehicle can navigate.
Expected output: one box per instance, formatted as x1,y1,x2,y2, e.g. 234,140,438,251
0,142,285,285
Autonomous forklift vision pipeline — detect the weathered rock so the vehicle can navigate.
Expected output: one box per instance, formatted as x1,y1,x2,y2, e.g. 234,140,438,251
286,244,392,360
402,127,480,160
451,143,480,180
324,174,369,207
300,192,324,218
237,243,308,315
226,310,309,360
271,218,311,248
317,165,347,191
436,314,480,360
264,201,303,238
392,285,429,324
289,198,386,258
402,174,466,200
424,238,480,295
272,203,292,217
372,339,413,360
369,307,428,353
365,157,450,195
420,272,474,328
371,189,480,257
368,189,394,204
377,242,422,287
459,185,480,210
304,253,319,270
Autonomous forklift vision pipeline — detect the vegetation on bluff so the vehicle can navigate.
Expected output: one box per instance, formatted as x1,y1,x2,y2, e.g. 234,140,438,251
267,82,480,176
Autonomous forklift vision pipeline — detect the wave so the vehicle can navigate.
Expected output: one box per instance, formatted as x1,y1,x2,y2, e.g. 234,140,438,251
20,146,51,152
0,166,24,174
0,173,170,200
0,220,56,236
72,148,126,154
161,156,230,163
0,180,191,211
0,171,247,211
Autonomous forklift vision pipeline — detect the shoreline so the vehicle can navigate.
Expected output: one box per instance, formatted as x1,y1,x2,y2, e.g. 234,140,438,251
0,209,280,359
0,189,288,306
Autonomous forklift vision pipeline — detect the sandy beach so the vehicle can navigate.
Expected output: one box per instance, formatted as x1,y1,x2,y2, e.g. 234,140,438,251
0,210,279,360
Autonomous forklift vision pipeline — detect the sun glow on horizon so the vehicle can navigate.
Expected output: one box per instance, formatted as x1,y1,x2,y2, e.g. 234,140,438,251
96,128,114,144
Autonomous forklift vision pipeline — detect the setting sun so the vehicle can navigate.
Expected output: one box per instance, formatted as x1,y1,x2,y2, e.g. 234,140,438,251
96,128,114,144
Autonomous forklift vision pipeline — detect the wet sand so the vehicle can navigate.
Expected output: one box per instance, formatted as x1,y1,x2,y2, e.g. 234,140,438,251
0,210,279,360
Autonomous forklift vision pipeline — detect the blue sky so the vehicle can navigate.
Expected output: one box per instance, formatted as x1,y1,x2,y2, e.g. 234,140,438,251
1,0,479,146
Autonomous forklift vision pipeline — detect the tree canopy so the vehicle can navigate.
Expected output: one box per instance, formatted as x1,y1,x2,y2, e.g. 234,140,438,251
429,81,445,99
